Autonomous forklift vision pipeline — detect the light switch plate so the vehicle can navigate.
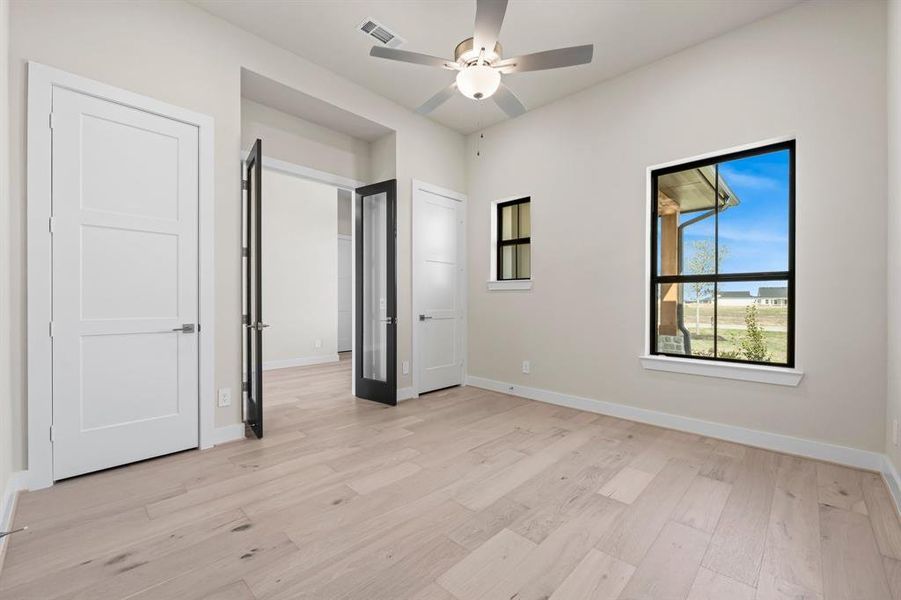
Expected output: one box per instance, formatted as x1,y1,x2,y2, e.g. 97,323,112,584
218,388,232,408
522,360,530,374
402,360,409,375
315,338,322,349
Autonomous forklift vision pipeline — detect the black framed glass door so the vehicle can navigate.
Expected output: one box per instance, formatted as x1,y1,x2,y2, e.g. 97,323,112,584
242,139,264,437
355,180,397,405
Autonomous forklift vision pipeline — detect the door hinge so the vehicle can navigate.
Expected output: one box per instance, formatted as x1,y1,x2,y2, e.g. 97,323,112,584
242,381,249,392
49,112,55,130
48,321,54,338
242,180,248,190
49,425,55,442
241,247,248,257
48,216,55,233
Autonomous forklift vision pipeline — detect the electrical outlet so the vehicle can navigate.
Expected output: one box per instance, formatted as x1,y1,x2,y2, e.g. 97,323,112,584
894,419,899,447
218,388,232,408
314,338,322,349
402,360,409,375
522,360,530,374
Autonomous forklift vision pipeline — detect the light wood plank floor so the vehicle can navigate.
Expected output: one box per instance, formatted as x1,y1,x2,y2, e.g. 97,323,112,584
2,354,900,599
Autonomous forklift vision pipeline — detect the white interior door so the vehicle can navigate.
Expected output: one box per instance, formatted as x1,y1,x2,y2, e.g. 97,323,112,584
414,185,465,394
51,86,200,480
337,235,352,352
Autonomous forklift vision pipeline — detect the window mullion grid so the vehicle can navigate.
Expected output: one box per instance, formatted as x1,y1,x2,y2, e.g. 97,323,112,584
713,163,719,359
497,202,503,280
498,239,530,280
654,272,790,284
514,204,519,278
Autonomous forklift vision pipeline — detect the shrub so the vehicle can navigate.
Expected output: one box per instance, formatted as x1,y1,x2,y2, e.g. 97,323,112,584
736,304,770,362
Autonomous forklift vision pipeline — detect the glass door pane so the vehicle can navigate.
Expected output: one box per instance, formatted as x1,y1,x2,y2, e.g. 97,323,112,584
362,191,388,382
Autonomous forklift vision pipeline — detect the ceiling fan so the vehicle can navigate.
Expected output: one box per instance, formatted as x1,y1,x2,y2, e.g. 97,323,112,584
368,0,594,118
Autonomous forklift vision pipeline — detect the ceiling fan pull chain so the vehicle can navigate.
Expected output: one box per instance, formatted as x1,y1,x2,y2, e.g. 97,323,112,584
477,104,484,157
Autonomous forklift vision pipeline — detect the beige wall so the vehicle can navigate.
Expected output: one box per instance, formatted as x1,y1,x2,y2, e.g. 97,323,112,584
887,0,901,469
262,169,338,367
241,98,371,184
371,132,397,184
337,189,352,236
1,0,12,496
7,0,465,470
466,0,887,452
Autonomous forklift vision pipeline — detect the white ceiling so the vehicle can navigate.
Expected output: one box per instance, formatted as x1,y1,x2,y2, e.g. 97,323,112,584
193,0,801,134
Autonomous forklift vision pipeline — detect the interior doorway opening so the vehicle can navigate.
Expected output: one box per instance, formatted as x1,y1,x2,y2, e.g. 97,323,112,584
240,69,398,437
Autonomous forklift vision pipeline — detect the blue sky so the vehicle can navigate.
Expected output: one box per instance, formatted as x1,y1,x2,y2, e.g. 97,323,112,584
679,149,790,295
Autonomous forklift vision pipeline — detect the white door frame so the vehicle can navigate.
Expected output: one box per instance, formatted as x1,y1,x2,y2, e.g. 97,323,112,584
337,233,353,353
240,152,364,193
26,62,216,490
411,179,467,397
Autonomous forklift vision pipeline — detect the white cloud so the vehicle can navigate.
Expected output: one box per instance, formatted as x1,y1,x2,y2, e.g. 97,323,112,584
717,225,787,244
719,168,778,191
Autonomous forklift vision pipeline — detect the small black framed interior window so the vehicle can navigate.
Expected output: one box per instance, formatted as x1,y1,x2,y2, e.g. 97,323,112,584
650,140,795,367
497,197,531,280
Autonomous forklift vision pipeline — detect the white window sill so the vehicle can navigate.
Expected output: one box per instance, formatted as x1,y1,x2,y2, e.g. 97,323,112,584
487,280,532,291
639,355,804,387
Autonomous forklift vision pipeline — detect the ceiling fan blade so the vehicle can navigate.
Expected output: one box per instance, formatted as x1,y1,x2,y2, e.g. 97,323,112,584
370,46,457,70
492,83,525,118
473,0,508,55
417,82,458,115
495,44,594,73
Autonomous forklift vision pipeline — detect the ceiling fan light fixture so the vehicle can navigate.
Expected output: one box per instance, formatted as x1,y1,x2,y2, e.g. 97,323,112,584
456,65,501,100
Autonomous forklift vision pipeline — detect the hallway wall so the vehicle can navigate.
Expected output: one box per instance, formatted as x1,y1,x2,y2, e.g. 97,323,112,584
241,98,371,184
262,169,338,369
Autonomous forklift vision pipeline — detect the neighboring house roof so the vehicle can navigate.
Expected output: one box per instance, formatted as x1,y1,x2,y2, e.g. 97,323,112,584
718,291,752,299
757,286,788,298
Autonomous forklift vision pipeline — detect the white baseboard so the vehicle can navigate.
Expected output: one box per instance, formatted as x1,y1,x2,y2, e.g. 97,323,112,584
397,386,417,402
882,456,901,516
263,354,339,371
465,375,886,472
208,424,246,446
0,471,29,574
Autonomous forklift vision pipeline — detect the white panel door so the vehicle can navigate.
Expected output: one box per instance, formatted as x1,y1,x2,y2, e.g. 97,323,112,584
51,87,200,480
414,188,464,393
337,236,352,352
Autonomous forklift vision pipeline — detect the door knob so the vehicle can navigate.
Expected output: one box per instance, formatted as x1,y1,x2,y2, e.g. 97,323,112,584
172,324,196,333
419,314,432,321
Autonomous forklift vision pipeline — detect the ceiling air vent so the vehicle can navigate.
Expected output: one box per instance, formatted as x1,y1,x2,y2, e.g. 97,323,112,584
358,17,405,48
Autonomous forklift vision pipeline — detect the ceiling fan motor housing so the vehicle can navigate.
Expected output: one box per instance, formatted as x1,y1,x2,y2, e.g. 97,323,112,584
455,37,503,66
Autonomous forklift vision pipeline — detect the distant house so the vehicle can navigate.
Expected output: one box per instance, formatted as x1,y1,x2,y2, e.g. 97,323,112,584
755,286,788,306
716,290,754,306
708,287,788,307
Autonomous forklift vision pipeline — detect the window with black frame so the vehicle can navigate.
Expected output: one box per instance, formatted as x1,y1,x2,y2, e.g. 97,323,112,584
497,197,531,280
650,141,794,367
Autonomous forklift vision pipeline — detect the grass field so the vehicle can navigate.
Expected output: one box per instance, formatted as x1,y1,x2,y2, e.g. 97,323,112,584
670,303,788,364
